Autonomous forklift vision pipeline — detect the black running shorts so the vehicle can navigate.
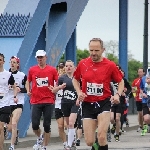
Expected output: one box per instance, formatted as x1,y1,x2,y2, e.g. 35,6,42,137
82,98,111,120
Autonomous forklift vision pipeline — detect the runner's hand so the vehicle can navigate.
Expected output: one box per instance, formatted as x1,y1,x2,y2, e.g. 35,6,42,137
48,85,54,91
110,94,120,104
76,99,80,106
78,91,87,102
27,91,32,96
59,83,66,89
142,93,147,98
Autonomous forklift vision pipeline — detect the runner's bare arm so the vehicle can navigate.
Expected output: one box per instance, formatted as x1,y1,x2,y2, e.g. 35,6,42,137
72,78,81,95
25,80,32,96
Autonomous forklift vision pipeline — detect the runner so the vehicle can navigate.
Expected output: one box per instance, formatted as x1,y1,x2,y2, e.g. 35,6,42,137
132,68,145,132
140,69,150,136
0,53,18,150
55,62,67,149
8,56,27,150
51,60,79,150
26,50,58,150
72,38,124,150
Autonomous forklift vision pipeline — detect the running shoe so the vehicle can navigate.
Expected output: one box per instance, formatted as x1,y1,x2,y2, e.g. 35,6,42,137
9,146,14,150
126,120,129,127
65,146,71,150
41,146,46,150
115,134,120,142
91,143,99,150
33,137,43,150
144,124,148,133
76,139,80,146
141,129,146,136
111,125,116,134
137,127,142,132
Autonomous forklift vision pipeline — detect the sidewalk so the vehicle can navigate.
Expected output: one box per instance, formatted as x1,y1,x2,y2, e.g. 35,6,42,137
4,114,139,149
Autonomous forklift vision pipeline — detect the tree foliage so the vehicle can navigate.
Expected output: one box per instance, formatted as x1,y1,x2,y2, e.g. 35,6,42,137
77,49,89,63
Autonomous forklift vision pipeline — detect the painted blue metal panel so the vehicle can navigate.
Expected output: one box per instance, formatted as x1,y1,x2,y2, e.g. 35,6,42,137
65,28,77,65
0,38,23,70
119,0,128,79
4,0,40,16
16,0,53,138
17,0,53,74
17,25,46,138
47,0,89,66
0,13,31,36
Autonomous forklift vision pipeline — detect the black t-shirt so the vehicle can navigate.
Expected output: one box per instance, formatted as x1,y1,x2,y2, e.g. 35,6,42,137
58,74,77,103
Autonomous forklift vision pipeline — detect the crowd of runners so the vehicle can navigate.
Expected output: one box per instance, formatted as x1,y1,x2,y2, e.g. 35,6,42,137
0,38,150,150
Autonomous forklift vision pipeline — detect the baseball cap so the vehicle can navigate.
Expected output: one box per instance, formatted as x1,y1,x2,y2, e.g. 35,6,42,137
35,50,46,58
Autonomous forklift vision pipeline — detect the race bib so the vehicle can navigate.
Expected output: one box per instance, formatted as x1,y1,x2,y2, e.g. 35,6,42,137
36,77,48,87
0,93,5,100
64,90,76,100
87,82,103,96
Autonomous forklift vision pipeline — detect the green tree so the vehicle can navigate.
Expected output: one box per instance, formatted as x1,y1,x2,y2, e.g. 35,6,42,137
76,48,89,63
59,48,89,64
106,53,118,64
128,59,143,84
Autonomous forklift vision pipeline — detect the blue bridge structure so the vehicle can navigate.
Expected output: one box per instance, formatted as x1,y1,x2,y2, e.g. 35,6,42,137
0,0,128,138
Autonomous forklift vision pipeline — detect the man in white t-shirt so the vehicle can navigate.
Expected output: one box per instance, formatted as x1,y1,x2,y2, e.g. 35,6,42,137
0,53,18,150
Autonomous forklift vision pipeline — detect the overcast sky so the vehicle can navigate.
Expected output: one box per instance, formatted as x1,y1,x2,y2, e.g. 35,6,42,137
76,0,150,62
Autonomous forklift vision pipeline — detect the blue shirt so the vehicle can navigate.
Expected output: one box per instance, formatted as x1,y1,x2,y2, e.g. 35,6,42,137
140,76,147,103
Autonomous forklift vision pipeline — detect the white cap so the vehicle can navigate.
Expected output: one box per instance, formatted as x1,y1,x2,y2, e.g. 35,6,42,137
35,50,46,58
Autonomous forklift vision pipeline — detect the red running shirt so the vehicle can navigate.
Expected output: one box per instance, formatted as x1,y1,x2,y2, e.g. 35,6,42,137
132,78,142,101
28,65,58,104
73,57,123,102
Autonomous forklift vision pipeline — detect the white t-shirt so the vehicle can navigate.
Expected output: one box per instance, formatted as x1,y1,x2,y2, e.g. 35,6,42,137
0,70,12,108
9,71,26,105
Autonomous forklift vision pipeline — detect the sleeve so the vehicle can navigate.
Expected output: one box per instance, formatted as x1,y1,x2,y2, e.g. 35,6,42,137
111,64,123,83
8,74,15,85
58,76,64,86
132,80,135,87
20,75,27,93
53,68,58,83
140,77,144,90
73,61,82,81
27,68,32,82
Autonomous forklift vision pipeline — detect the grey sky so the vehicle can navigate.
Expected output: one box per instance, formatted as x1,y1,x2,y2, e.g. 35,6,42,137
77,0,150,62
